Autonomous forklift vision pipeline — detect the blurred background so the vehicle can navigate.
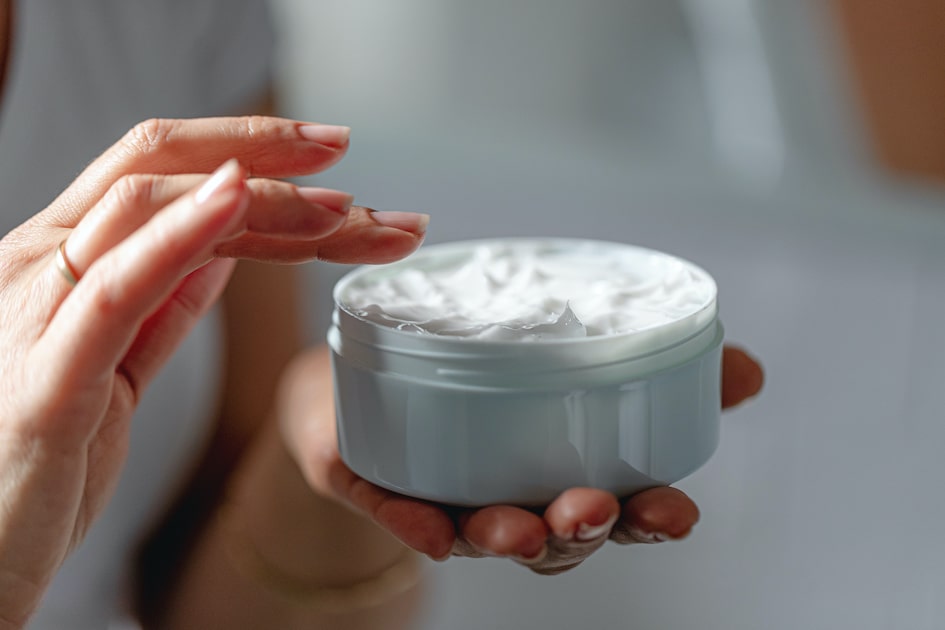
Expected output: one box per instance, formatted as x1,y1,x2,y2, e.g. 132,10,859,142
269,1,945,628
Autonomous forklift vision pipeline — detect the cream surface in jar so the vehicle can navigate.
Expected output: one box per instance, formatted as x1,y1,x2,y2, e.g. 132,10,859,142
341,240,716,342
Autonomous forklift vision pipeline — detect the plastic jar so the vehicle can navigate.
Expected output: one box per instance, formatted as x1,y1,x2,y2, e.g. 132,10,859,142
328,238,723,506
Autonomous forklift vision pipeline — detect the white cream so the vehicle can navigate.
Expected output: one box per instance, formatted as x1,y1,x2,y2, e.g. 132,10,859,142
341,240,715,341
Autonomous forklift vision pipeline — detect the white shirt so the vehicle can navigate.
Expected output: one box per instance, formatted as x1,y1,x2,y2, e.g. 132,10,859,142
0,1,275,627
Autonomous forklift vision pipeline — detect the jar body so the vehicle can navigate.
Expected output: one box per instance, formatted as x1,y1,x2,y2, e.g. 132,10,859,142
330,322,723,506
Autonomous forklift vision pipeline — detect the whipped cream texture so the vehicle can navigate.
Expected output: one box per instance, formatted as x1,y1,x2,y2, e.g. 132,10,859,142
340,240,715,341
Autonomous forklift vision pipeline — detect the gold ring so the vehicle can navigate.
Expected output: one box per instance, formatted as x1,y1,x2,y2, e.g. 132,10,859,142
55,239,80,287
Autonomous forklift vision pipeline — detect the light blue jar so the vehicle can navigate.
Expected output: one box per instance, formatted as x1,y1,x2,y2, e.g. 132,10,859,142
329,238,723,506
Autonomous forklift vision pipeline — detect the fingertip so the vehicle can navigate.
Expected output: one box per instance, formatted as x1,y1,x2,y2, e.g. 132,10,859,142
368,209,430,237
374,499,457,559
461,505,548,560
339,475,456,558
312,206,427,265
620,486,700,541
544,488,621,541
722,345,765,408
195,159,251,241
297,123,351,149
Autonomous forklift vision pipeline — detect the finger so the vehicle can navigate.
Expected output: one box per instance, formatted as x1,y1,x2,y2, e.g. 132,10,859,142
119,257,237,392
64,173,353,275
544,488,621,541
609,486,700,545
456,505,548,563
721,345,765,408
331,468,457,560
34,160,249,440
43,117,351,227
215,206,429,264
530,488,620,575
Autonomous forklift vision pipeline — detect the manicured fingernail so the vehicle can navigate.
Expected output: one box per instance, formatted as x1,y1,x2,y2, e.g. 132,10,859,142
626,527,672,544
298,124,351,148
196,159,242,204
513,543,548,565
575,515,619,542
296,187,354,215
370,210,429,235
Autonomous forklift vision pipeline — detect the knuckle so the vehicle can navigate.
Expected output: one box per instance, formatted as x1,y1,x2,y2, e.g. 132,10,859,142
81,273,123,320
167,280,206,323
237,114,273,140
121,118,179,156
106,173,155,210
246,176,281,198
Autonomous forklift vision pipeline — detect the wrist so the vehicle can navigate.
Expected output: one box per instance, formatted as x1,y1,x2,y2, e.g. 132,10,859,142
225,422,410,584
218,501,422,612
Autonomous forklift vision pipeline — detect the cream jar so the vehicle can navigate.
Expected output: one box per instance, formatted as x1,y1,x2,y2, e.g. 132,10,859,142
328,238,723,506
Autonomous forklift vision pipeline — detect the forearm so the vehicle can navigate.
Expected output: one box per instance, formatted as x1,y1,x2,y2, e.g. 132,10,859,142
156,421,425,630
134,262,307,620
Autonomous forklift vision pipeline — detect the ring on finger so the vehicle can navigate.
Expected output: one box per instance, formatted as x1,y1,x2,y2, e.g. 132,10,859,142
55,239,81,287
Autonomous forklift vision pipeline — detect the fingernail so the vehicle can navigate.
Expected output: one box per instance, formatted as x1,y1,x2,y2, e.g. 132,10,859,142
296,187,354,215
298,124,351,148
196,159,242,204
370,210,430,235
575,515,619,542
626,527,672,544
513,543,548,565
426,552,451,563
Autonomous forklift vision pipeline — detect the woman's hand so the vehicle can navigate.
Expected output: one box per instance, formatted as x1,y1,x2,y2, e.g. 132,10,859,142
281,345,763,575
0,116,427,625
